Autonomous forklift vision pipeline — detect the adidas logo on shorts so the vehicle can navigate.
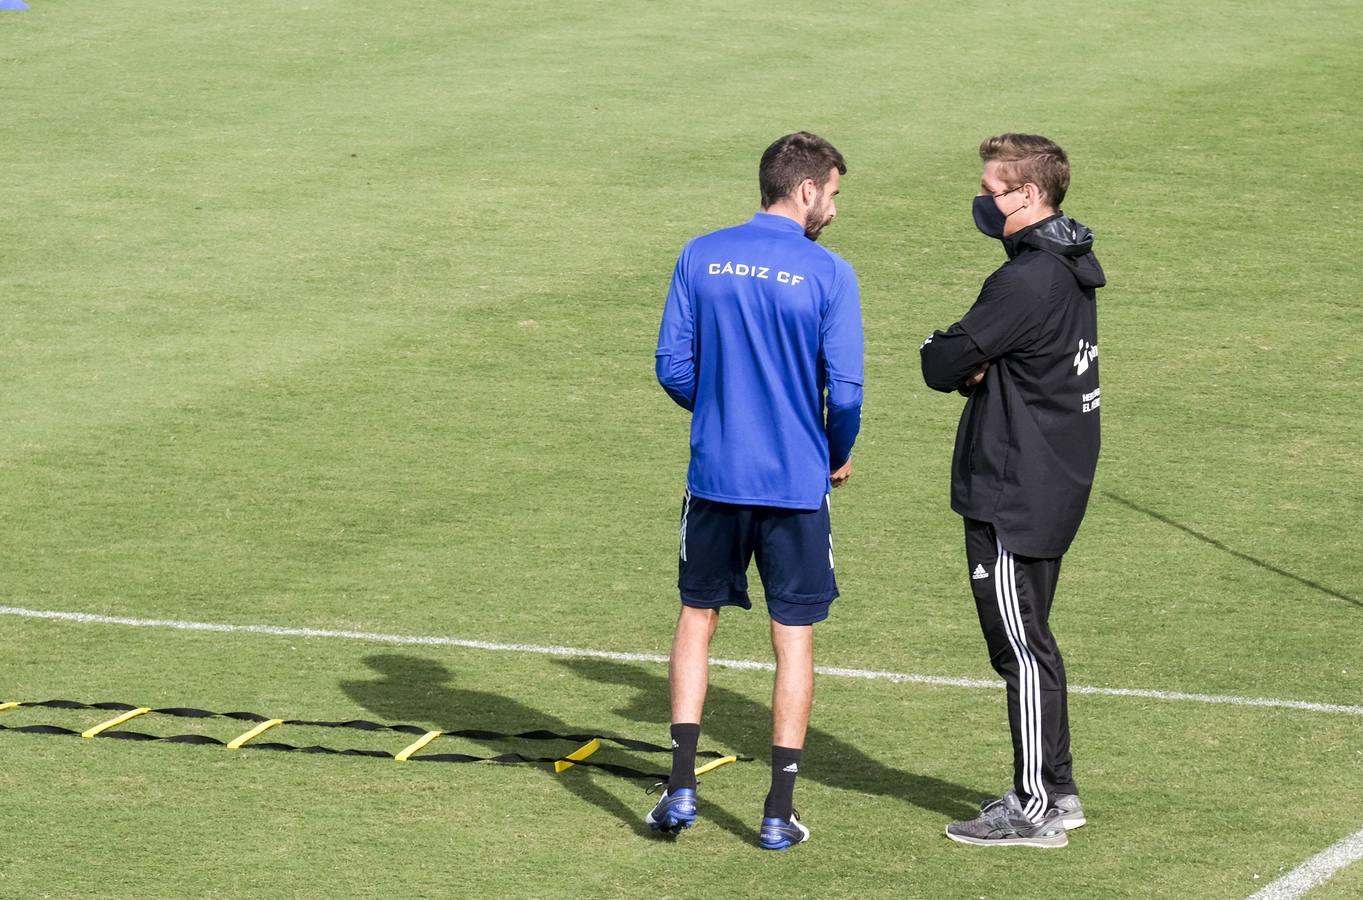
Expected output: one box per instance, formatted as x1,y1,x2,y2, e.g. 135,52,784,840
971,563,989,581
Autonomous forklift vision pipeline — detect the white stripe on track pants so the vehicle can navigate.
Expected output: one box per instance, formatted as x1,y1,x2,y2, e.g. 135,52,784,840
963,517,1077,822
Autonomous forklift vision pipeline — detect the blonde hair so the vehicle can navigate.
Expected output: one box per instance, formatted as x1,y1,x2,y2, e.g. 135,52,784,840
979,133,1070,208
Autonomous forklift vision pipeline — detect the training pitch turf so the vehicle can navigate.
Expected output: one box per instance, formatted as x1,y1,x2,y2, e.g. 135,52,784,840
3,1,1362,897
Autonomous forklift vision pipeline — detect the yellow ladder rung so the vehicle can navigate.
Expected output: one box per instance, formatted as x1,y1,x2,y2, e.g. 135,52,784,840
694,755,739,778
554,738,601,773
82,708,151,739
395,730,443,762
0,702,21,713
226,719,284,750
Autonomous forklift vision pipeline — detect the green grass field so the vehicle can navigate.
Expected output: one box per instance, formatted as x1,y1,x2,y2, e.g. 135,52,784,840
4,1,1362,897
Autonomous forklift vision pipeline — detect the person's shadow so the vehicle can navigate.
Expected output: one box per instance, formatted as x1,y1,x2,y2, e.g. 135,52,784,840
340,654,755,843
555,657,982,821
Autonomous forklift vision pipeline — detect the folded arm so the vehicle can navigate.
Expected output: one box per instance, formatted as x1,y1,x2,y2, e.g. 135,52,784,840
920,324,990,393
921,267,1042,393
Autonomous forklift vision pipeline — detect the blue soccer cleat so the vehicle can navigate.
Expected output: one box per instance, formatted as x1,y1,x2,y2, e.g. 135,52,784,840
759,810,810,850
645,786,697,834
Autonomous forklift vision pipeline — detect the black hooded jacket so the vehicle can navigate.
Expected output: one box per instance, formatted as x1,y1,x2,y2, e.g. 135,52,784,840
920,213,1105,558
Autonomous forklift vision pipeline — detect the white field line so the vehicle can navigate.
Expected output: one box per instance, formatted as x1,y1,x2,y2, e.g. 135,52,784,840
4,605,1363,719
1248,826,1363,900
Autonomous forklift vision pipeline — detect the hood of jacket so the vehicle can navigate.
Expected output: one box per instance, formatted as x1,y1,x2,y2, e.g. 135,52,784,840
1004,213,1106,289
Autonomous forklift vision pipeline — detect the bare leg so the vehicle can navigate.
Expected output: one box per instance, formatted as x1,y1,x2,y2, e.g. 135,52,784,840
770,621,814,748
670,606,719,724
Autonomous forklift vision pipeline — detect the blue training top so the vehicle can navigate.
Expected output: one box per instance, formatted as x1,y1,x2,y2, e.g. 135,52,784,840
655,212,864,510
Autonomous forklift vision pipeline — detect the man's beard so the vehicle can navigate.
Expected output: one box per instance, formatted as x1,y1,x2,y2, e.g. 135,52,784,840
804,203,832,241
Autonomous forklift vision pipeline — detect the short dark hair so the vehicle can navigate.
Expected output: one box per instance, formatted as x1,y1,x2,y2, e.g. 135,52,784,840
979,133,1070,208
759,132,846,208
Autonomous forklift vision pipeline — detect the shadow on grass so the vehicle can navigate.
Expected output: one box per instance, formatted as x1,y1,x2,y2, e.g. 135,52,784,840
1103,491,1361,610
556,657,982,822
340,653,754,844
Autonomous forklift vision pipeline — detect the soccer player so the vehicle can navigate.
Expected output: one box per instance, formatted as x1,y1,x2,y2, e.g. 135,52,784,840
647,132,864,850
920,133,1104,848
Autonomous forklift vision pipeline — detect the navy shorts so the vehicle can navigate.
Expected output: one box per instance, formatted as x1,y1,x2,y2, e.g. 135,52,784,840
677,491,839,626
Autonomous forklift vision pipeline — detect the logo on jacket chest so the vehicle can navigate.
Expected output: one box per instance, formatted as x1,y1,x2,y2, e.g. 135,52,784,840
1073,339,1098,376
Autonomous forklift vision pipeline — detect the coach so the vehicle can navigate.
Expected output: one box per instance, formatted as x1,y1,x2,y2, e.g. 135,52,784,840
920,133,1104,849
648,132,864,851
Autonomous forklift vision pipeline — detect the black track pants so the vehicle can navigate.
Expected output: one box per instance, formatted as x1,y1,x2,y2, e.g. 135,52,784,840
963,517,1076,821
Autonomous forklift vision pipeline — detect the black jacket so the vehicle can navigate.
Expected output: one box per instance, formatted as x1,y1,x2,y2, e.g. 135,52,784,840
920,214,1105,558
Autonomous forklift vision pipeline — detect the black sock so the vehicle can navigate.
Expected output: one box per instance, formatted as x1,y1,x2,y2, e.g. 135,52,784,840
668,723,701,791
763,745,803,819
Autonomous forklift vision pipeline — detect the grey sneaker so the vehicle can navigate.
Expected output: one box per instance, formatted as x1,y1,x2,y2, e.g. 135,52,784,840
947,790,1068,848
979,789,1086,830
1052,793,1086,830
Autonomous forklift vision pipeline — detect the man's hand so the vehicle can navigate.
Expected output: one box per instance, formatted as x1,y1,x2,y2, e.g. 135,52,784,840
831,458,853,488
957,362,990,396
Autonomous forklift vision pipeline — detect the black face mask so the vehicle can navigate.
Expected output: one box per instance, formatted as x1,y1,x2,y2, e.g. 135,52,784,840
972,190,1020,239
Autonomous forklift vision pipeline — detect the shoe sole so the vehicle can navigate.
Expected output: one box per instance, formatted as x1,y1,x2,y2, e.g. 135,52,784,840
646,816,695,835
945,828,1068,849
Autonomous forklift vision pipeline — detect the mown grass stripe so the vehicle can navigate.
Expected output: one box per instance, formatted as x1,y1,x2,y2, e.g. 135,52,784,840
5,605,1361,719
